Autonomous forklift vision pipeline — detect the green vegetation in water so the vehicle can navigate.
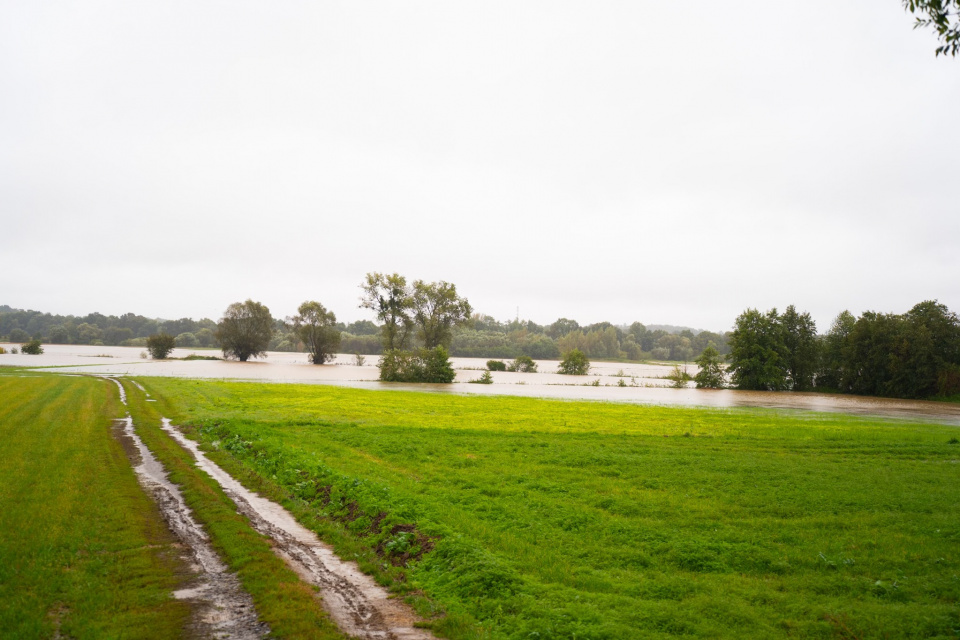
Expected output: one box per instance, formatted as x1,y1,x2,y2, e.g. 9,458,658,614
142,378,960,639
0,373,189,638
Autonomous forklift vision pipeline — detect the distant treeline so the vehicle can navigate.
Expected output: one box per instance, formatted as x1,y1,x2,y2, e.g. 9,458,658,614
0,304,726,362
728,301,960,399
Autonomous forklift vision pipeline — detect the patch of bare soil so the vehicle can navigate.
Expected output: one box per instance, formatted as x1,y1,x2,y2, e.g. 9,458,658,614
162,418,437,640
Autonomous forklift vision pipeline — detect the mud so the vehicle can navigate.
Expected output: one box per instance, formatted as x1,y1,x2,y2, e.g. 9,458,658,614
161,418,436,640
105,378,269,639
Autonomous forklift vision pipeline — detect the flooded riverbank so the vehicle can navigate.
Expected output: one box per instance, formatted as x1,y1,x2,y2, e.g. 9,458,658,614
6,344,959,425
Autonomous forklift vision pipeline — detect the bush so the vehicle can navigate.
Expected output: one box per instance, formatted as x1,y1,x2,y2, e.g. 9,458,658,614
0,346,6,354
694,346,726,389
487,360,507,371
379,346,456,383
21,339,44,355
469,371,494,384
146,333,176,359
666,364,693,388
508,355,538,373
557,349,590,375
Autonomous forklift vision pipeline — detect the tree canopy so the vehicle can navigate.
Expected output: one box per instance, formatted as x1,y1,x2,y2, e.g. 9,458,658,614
411,280,472,349
292,301,340,365
360,272,413,351
216,300,274,362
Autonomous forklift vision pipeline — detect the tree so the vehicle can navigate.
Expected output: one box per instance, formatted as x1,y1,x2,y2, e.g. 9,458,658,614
781,305,820,391
818,310,856,391
216,300,274,362
360,272,413,350
411,280,472,349
293,301,341,365
557,349,590,375
21,339,43,355
146,333,176,359
903,0,960,56
694,346,726,388
727,308,789,391
378,346,456,383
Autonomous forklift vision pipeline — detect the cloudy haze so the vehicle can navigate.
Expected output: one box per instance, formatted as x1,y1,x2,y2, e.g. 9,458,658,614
1,1,957,332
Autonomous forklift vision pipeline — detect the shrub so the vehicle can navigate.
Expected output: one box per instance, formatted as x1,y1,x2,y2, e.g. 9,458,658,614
557,349,590,375
10,347,18,354
487,360,507,371
469,371,494,384
508,355,538,373
379,346,456,383
0,347,6,354
21,339,44,355
146,333,176,359
666,364,693,389
355,353,366,366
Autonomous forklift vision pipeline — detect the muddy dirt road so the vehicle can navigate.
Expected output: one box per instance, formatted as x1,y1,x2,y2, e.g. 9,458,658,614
107,378,269,639
162,418,435,640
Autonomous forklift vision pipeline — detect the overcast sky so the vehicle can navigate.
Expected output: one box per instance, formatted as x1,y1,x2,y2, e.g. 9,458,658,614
1,1,957,333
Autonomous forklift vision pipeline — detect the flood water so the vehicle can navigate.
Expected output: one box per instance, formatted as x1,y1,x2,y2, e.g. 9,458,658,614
5,343,960,425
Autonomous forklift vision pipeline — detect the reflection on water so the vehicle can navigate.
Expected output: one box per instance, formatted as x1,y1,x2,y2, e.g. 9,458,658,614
4,344,959,425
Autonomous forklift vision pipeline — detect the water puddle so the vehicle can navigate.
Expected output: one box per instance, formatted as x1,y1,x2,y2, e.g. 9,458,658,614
105,378,268,639
161,418,435,640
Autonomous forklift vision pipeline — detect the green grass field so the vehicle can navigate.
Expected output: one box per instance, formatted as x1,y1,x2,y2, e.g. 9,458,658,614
0,374,189,638
142,378,960,639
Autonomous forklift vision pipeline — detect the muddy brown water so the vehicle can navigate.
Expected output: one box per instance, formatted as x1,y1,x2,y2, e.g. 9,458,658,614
162,419,436,640
10,345,959,424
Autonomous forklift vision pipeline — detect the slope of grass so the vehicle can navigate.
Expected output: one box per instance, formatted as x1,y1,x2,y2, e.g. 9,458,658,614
144,378,960,639
0,374,189,638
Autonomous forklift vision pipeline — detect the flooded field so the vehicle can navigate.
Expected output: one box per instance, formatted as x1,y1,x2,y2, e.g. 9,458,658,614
4,343,959,424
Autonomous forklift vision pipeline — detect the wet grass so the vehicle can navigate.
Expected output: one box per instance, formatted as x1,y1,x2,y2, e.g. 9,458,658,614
121,379,347,639
0,373,189,638
143,379,960,639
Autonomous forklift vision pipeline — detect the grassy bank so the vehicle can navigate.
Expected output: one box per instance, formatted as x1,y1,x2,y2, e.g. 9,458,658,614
0,374,189,638
140,378,960,639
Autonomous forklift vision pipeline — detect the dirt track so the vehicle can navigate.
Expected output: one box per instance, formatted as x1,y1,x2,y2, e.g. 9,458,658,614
107,378,268,638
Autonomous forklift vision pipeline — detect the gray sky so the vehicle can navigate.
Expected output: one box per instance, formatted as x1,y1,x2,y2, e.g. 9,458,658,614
2,1,957,333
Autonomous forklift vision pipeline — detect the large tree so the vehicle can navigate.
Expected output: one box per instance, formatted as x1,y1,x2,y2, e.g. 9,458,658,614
216,300,274,362
904,0,960,56
781,305,820,391
293,301,341,365
411,280,472,349
360,272,413,351
727,308,789,391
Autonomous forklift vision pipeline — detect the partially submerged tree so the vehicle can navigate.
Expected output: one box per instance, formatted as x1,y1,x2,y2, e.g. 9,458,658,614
781,305,819,391
728,308,789,391
293,300,341,365
694,345,726,388
411,280,472,349
378,346,456,383
360,273,413,351
557,349,590,375
146,333,176,359
216,300,274,362
20,339,43,355
508,355,538,373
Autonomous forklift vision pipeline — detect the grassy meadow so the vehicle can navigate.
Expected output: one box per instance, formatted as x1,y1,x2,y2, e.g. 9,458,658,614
142,378,960,639
0,373,189,638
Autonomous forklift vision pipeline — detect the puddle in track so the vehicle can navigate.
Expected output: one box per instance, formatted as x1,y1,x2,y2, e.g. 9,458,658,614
105,378,269,639
161,418,436,640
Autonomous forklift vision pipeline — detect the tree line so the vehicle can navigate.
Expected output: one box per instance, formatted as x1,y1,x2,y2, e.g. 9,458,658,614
726,301,960,399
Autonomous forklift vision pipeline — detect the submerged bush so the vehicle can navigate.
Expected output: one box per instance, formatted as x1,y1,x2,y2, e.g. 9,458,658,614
486,359,507,371
379,346,456,383
507,355,538,373
21,339,43,355
469,371,494,384
557,349,590,375
146,333,176,359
